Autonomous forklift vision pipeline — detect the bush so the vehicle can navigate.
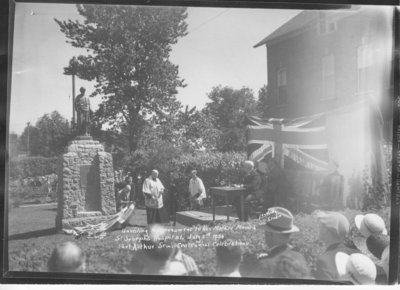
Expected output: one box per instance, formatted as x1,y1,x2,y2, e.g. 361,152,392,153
9,156,58,179
125,150,247,212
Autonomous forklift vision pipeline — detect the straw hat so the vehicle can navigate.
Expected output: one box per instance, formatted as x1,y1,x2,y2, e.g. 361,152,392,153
335,252,377,285
258,207,299,233
355,214,387,237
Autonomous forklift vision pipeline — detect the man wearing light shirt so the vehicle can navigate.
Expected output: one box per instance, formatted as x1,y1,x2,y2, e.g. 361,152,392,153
188,170,206,210
142,169,168,224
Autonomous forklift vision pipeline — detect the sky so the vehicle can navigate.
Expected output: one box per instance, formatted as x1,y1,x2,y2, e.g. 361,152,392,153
9,3,300,135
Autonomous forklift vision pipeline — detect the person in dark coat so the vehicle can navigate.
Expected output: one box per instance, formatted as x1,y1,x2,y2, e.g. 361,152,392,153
255,207,309,278
234,160,261,221
314,211,360,281
266,157,285,207
319,161,344,210
366,233,390,284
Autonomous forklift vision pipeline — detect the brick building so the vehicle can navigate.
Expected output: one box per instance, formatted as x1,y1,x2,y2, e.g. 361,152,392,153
250,7,394,206
254,6,393,139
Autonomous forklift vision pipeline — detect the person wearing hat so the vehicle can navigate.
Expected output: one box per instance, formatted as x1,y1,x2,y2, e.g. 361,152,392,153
335,252,377,284
366,233,390,284
255,207,306,278
354,213,387,238
314,211,360,281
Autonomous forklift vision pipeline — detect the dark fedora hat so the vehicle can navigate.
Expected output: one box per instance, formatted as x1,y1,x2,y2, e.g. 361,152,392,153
258,207,299,233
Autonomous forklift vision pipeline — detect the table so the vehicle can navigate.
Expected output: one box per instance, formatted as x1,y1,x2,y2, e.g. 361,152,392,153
209,186,247,222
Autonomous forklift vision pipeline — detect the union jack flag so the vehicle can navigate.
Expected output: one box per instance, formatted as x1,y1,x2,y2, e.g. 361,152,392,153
246,114,330,171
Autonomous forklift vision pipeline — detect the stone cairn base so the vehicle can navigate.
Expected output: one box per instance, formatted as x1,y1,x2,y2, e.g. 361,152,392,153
56,137,116,229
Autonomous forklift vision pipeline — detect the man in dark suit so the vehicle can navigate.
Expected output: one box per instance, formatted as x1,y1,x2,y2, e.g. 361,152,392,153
234,160,261,221
314,211,360,281
255,207,309,278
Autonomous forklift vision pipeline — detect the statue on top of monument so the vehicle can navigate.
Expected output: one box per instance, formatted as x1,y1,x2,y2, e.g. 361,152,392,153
75,87,91,136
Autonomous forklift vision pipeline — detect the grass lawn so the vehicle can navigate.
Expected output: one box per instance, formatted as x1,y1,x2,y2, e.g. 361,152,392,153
8,203,57,237
6,202,392,278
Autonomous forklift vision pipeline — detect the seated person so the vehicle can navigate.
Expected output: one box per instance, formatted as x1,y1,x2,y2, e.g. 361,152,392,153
234,160,261,221
47,242,86,273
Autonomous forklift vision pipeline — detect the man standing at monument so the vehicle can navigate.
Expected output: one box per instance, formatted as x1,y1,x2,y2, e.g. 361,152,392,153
142,169,168,224
75,87,90,136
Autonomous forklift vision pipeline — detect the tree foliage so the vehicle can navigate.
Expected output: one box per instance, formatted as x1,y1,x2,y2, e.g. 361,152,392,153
257,84,270,116
19,111,71,157
202,86,258,152
55,5,188,152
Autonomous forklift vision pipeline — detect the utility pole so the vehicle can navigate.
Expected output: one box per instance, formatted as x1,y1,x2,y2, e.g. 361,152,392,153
65,56,78,130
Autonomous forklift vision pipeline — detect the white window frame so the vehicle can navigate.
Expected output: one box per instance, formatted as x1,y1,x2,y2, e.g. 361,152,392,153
318,12,337,35
277,68,287,87
321,54,335,100
357,44,373,93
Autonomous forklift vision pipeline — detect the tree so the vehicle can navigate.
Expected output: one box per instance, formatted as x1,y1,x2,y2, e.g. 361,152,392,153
257,84,270,116
174,106,221,150
202,86,258,152
55,5,188,153
19,111,71,157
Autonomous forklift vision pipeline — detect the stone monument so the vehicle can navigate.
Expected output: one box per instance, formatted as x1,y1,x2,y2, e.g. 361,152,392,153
56,88,116,229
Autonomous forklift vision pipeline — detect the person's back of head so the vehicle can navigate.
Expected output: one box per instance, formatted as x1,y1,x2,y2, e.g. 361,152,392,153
216,238,243,276
273,251,311,279
47,242,85,273
142,224,174,262
366,233,390,259
315,211,349,245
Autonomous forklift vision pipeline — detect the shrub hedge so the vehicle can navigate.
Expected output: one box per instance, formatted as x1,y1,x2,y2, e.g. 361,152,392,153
9,156,58,179
127,150,247,211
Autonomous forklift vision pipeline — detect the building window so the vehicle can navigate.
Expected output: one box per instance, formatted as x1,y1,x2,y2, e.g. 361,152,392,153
357,44,372,93
318,12,337,35
277,68,287,104
277,68,287,87
322,54,335,100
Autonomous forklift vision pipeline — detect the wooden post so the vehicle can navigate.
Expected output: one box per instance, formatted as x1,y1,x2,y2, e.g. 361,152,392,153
27,122,30,156
72,74,76,126
273,123,284,168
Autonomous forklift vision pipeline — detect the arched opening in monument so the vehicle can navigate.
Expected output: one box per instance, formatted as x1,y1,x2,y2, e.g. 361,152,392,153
80,164,101,212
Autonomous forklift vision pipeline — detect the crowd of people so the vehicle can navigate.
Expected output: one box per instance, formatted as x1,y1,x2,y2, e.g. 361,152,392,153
46,205,389,284
45,161,390,283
